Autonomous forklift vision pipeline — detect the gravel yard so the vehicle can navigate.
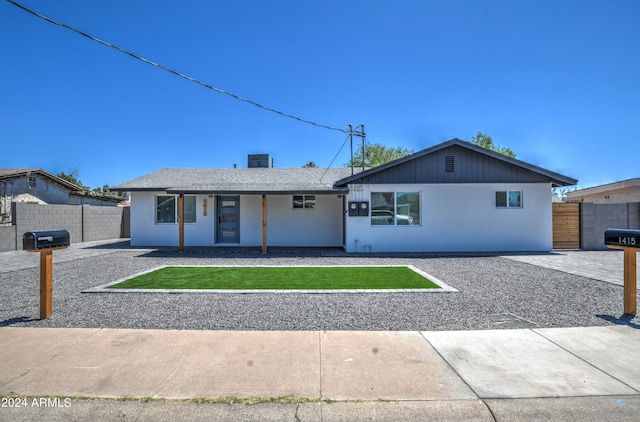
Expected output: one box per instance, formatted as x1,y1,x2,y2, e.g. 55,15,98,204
0,247,634,331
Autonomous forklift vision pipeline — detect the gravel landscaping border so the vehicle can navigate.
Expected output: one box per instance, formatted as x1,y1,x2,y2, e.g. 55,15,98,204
0,247,637,331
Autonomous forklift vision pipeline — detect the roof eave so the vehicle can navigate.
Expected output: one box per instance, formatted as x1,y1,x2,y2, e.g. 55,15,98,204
166,188,350,195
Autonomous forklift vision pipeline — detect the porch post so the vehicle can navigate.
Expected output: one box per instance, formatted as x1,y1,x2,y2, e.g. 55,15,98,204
178,193,184,252
262,194,267,253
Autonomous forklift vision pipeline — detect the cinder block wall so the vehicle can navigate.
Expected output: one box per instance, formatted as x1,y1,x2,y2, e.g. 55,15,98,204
14,203,83,244
581,202,640,250
82,205,128,241
4,202,129,251
0,226,16,252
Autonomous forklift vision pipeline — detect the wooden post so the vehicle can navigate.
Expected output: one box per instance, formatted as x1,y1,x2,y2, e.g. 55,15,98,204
262,194,267,253
178,193,184,252
39,249,53,319
623,248,637,316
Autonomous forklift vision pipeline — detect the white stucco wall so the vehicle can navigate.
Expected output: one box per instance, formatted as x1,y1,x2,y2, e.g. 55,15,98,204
130,192,215,246
129,192,343,247
344,183,553,252
263,194,344,247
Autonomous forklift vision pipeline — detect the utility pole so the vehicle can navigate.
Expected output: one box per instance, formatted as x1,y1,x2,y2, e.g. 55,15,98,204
348,123,366,174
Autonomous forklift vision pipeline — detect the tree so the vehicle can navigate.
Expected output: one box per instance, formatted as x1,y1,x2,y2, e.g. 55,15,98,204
346,143,413,168
57,168,117,195
301,161,318,168
470,132,516,158
57,168,89,191
92,184,112,194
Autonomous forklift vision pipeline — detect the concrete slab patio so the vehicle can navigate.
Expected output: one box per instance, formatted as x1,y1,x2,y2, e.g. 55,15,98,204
501,249,640,286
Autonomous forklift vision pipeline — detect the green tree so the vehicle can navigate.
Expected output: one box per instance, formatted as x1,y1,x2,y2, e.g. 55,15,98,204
92,184,112,194
347,143,413,168
301,161,318,168
470,132,516,158
57,168,89,191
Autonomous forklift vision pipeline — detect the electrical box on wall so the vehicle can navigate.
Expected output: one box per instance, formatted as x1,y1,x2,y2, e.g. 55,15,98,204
348,201,370,217
348,201,359,217
358,201,369,216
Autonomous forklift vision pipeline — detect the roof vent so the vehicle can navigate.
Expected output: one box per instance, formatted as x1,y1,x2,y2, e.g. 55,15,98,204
445,155,455,173
248,154,274,168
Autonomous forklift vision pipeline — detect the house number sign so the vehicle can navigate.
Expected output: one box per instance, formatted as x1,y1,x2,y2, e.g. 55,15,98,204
605,229,640,248
604,228,640,316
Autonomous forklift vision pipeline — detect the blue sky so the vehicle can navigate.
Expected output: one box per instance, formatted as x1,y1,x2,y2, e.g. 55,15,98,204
2,0,638,191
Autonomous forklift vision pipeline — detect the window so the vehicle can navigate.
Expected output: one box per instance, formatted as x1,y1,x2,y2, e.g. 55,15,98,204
156,195,197,223
28,175,37,188
184,196,196,223
293,195,315,209
371,191,420,226
496,190,522,208
156,196,176,223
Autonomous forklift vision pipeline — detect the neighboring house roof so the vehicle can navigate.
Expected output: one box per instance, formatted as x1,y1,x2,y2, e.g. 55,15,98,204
69,190,125,204
0,168,81,191
111,168,360,194
0,168,124,204
334,138,577,188
564,178,640,201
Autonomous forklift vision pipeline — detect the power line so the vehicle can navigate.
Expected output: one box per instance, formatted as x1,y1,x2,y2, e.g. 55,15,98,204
320,132,351,185
7,0,348,134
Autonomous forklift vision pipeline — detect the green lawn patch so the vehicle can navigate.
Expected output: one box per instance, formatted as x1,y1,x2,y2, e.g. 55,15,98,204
108,266,440,290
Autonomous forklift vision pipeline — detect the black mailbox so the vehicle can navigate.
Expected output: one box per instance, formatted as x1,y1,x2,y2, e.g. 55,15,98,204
23,230,70,251
604,229,640,248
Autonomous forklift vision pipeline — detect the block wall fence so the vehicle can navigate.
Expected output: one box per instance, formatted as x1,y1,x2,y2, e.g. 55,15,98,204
580,202,640,250
0,203,129,252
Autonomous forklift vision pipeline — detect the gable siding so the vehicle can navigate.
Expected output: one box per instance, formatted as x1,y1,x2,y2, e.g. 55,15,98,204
359,145,551,184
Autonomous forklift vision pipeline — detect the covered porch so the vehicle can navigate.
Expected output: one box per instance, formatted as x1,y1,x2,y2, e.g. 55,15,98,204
170,191,347,253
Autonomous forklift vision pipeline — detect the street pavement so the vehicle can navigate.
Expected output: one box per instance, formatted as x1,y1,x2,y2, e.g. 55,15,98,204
1,241,639,420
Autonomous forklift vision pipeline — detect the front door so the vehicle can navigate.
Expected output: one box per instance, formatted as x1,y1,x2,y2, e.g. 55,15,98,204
216,196,240,243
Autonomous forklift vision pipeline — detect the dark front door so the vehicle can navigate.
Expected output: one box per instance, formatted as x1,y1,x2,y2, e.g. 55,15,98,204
216,196,240,243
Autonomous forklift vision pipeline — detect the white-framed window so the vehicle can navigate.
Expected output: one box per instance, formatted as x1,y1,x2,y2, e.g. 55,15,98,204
371,191,421,226
156,195,197,223
496,190,522,208
293,195,316,209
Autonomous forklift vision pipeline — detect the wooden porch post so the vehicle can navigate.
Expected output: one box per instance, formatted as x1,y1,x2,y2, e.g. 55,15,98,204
178,193,184,252
262,194,267,253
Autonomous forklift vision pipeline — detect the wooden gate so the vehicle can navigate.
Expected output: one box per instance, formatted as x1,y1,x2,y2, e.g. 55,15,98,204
552,202,581,249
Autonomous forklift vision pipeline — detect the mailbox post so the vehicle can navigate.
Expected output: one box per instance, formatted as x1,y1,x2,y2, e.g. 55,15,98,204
604,229,640,316
22,230,70,319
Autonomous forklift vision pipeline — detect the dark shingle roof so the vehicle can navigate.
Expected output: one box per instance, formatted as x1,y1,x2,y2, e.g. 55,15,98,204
111,168,357,194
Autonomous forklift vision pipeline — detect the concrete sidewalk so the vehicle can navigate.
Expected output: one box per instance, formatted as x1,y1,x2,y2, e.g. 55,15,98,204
1,326,640,421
